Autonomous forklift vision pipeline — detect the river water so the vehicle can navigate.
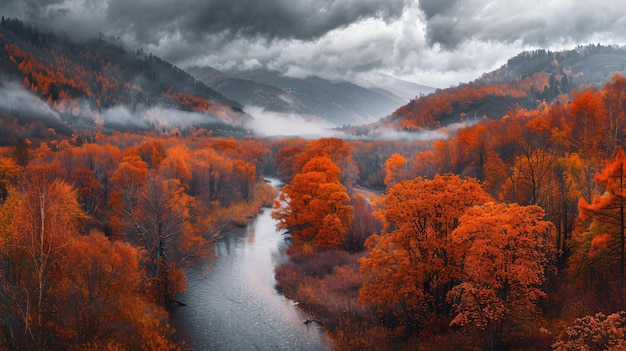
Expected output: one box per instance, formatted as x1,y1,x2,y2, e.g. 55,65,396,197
170,179,330,350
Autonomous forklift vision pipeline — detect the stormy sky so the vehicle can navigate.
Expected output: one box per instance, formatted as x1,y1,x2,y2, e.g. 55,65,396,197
2,0,626,88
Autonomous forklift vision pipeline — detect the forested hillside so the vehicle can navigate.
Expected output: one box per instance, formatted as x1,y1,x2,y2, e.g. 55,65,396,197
0,17,249,141
359,44,626,135
270,73,626,350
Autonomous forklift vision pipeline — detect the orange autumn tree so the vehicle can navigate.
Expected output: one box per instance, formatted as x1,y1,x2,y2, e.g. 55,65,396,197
110,157,211,303
70,167,105,216
569,88,609,159
191,148,232,203
578,149,626,288
448,203,556,349
410,150,439,179
552,311,626,351
54,231,178,351
0,169,84,350
295,138,359,188
359,174,493,337
383,153,408,189
0,168,179,350
273,156,352,252
604,73,626,153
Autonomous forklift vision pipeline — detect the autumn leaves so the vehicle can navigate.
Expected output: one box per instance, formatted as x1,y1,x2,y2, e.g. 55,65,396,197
358,175,556,344
109,154,211,302
271,138,558,347
0,168,178,350
0,134,274,350
273,139,355,252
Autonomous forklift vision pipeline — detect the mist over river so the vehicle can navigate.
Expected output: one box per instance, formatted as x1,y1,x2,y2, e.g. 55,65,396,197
170,179,330,350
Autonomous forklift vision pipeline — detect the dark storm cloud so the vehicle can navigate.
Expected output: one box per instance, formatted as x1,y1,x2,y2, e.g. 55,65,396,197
418,0,466,48
424,15,464,49
419,0,459,20
2,0,626,89
1,0,109,40
104,0,406,43
0,0,408,71
2,0,406,44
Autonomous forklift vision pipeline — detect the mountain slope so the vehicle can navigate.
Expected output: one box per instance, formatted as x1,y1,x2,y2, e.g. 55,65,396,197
192,67,413,126
364,44,626,133
356,72,435,102
189,67,298,115
482,45,626,87
0,17,250,136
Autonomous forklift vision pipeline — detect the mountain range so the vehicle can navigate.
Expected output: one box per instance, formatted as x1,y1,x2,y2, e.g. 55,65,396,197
2,17,626,143
0,17,434,142
187,66,432,127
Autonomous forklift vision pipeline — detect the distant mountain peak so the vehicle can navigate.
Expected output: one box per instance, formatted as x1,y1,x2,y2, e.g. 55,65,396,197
356,71,436,102
192,67,414,127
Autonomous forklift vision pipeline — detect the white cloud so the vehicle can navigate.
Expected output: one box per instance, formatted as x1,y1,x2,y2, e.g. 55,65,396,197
369,119,481,141
3,0,626,89
97,105,220,129
244,106,343,138
0,80,60,120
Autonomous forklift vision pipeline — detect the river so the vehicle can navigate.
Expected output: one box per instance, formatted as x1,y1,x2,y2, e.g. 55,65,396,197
170,179,330,350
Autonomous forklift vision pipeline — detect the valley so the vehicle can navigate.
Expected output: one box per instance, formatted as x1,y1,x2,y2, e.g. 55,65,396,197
1,9,626,351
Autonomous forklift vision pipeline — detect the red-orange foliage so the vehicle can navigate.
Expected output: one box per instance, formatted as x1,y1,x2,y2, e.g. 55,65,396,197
410,150,439,179
448,203,556,346
382,153,407,189
70,167,104,216
0,168,178,350
578,150,626,286
452,123,490,178
111,166,209,302
54,231,177,350
569,88,608,159
553,311,626,351
604,73,626,153
191,148,232,203
274,144,305,182
1,24,243,127
295,138,359,188
273,156,353,251
359,175,493,336
348,192,382,252
347,139,426,190
388,76,534,130
162,86,212,112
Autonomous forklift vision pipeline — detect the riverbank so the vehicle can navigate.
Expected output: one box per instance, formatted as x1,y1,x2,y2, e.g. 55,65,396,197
274,249,387,350
170,179,330,350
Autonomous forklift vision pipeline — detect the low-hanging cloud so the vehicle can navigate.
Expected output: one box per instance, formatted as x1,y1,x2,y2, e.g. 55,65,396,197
0,80,60,121
367,119,481,142
97,105,221,130
244,106,343,139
